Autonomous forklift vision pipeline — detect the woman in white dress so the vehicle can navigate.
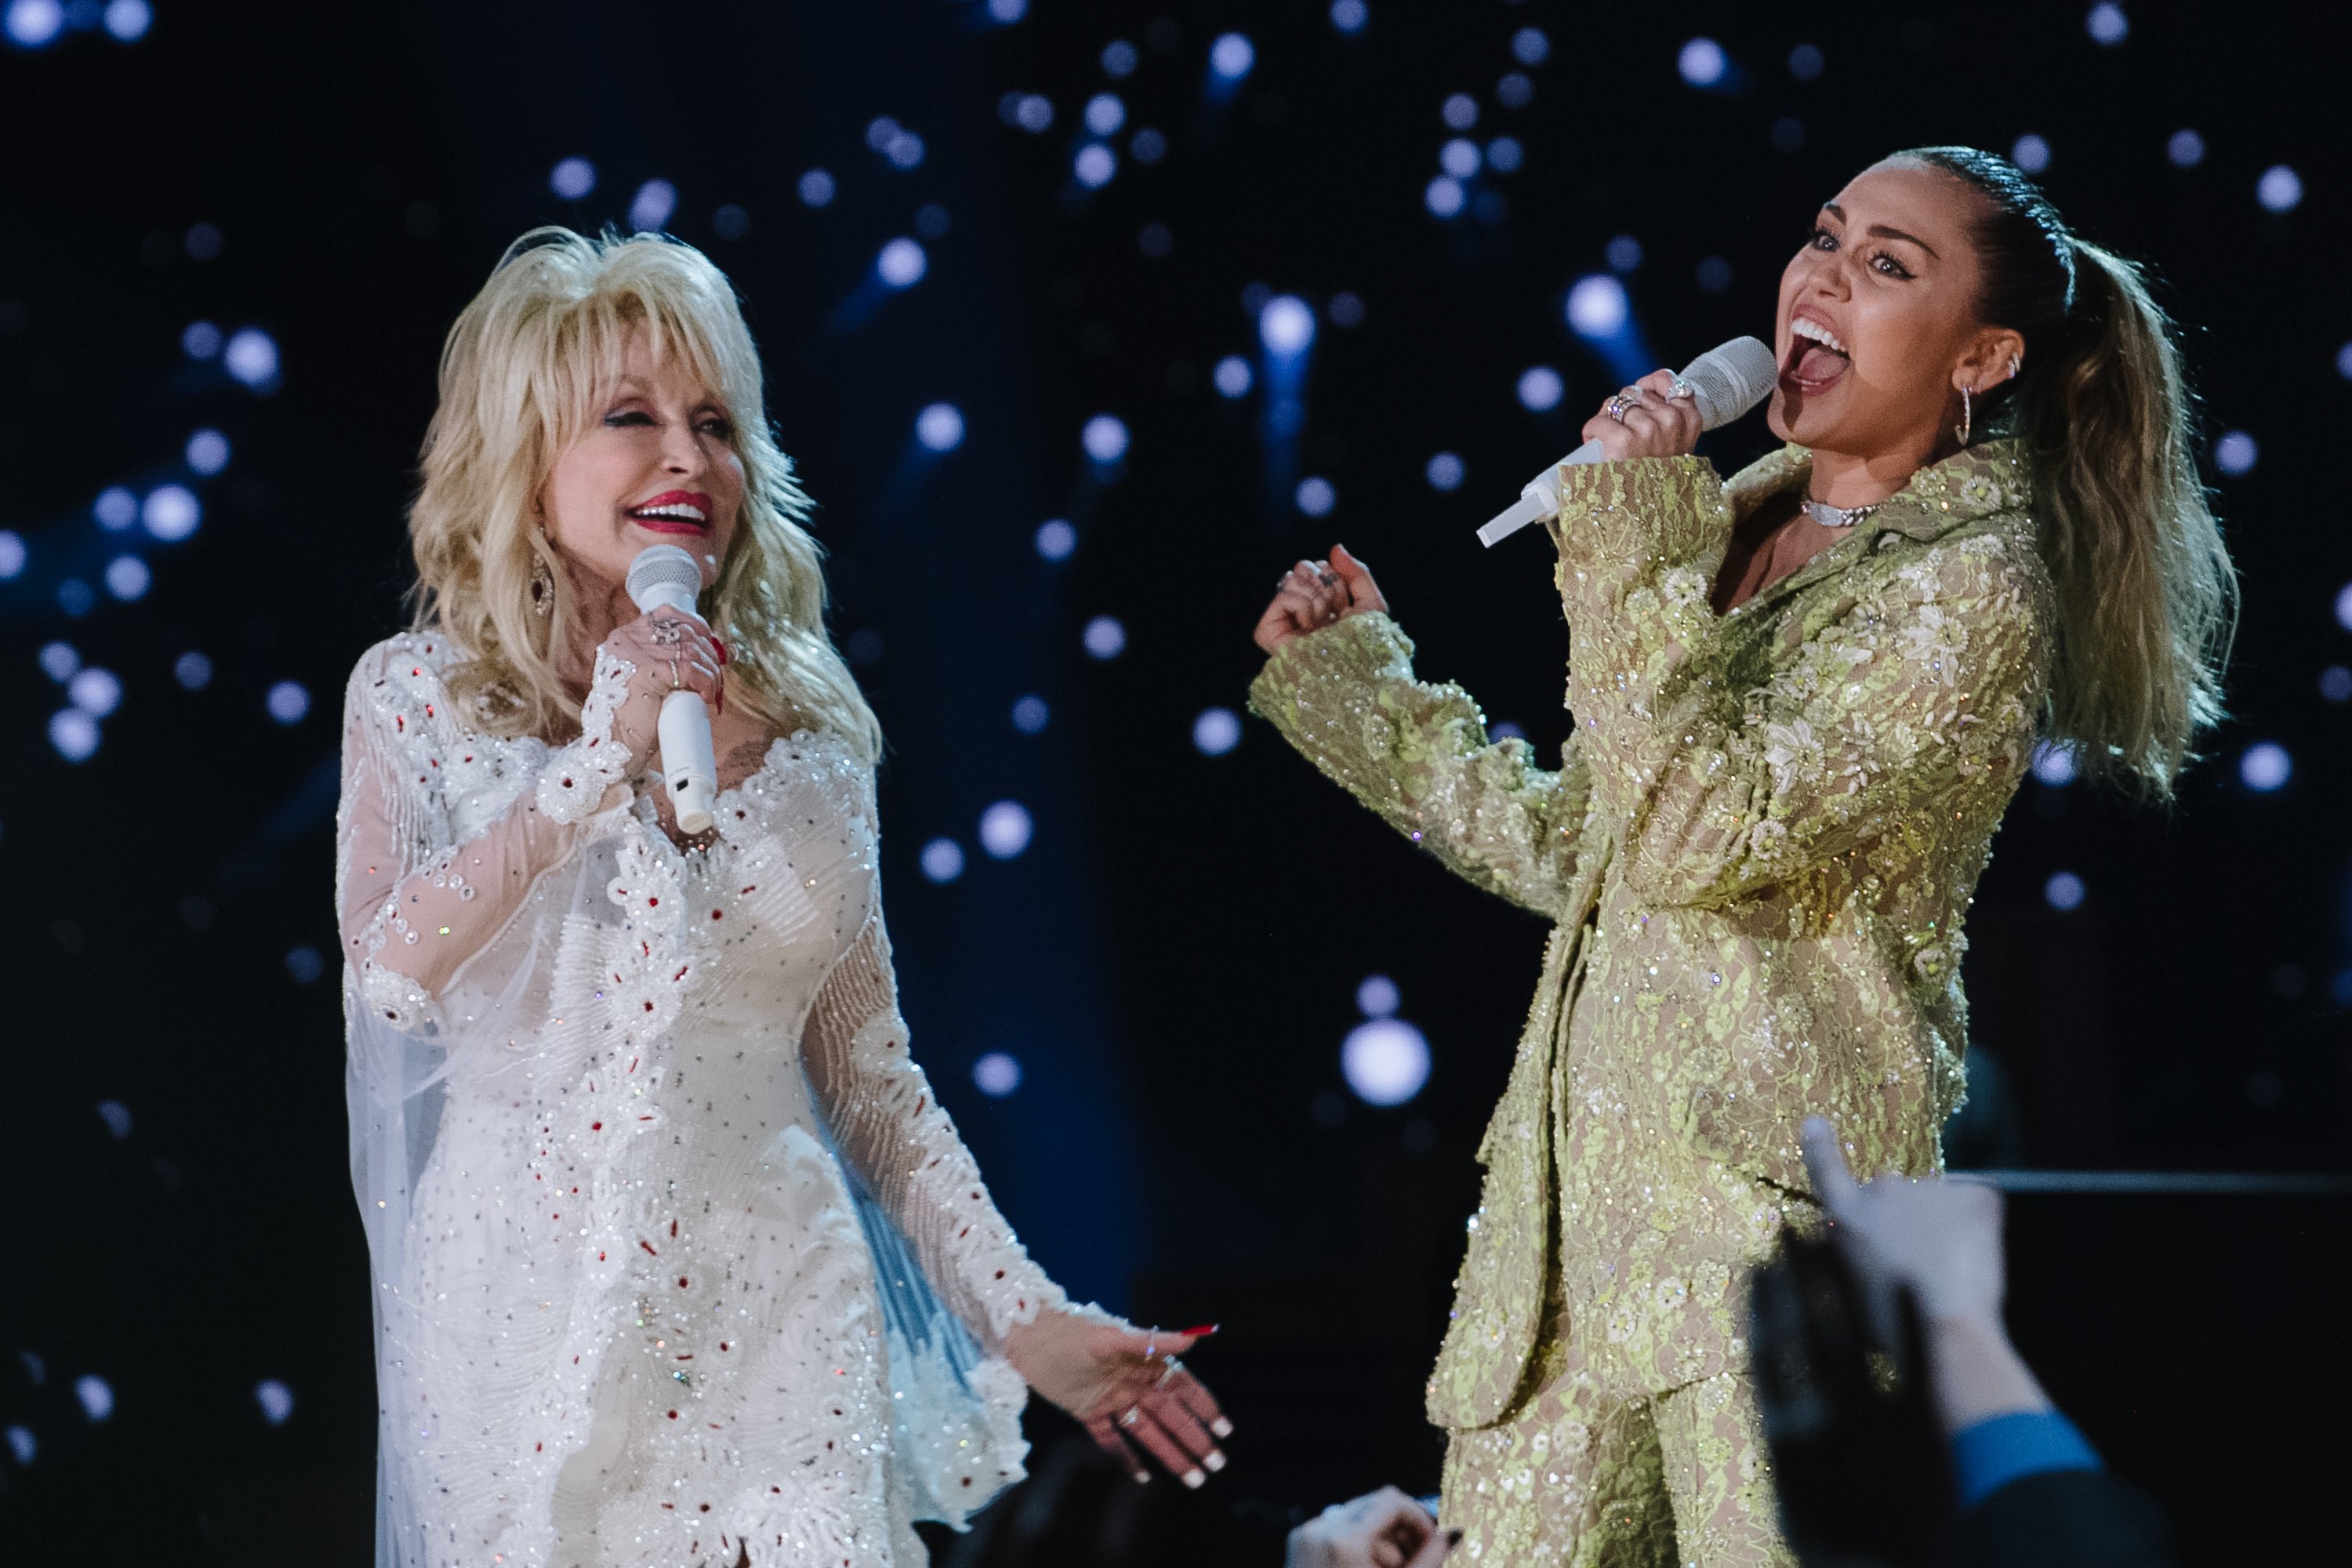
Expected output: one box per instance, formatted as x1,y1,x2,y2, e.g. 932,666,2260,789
337,228,1228,1567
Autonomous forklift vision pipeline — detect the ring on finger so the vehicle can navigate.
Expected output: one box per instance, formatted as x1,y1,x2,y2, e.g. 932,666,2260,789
1667,374,1694,401
1120,1405,1142,1428
669,657,683,691
1156,1356,1185,1387
1606,392,1635,423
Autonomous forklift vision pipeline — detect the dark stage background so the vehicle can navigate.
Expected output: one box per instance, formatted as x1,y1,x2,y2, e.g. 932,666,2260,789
2,1,2346,1561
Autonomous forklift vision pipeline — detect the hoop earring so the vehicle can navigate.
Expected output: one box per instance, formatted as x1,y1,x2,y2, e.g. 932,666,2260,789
529,550,554,616
1953,385,1973,448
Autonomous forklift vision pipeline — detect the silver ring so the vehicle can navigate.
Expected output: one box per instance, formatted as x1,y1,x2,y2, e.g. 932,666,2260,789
1156,1356,1185,1387
648,619,687,647
669,657,683,691
1667,374,1693,401
1315,570,1338,589
1606,393,1634,423
1120,1406,1142,1428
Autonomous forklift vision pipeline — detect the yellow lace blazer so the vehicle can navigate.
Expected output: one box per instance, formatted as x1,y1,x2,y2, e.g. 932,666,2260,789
1250,441,2050,1431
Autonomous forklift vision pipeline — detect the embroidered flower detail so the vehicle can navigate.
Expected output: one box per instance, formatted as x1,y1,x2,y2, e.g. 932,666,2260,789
1661,566,1709,612
596,825,698,1039
538,650,636,824
1762,719,1824,794
1896,603,1966,677
1958,472,1998,508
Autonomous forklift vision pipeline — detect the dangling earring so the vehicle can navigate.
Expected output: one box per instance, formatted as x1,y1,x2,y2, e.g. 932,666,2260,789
1953,385,1973,448
529,546,554,616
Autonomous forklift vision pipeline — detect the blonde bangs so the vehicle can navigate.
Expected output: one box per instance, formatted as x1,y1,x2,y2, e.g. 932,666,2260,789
405,227,880,765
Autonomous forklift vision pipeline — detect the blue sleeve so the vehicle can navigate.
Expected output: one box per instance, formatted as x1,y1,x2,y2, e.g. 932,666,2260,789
1951,1409,2103,1509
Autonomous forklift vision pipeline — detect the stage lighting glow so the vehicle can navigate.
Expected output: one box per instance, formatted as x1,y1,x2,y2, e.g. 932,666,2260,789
1261,296,1317,350
71,667,121,717
2241,742,2292,792
1606,235,1643,273
50,708,98,762
104,556,150,601
2012,133,2051,172
1496,71,1532,108
1426,452,1465,491
2336,583,2352,632
74,1375,113,1422
1439,138,1480,178
798,168,837,206
920,838,965,883
267,681,311,724
101,0,147,41
978,800,1033,859
2043,870,2085,911
185,223,223,261
1696,256,1733,294
1131,128,1167,164
1193,707,1242,756
4,1427,31,1465
1330,0,1367,33
1085,93,1126,135
1011,695,1050,734
987,0,1025,20
2257,165,2303,212
1082,615,1127,659
1210,32,1254,80
2030,741,2078,786
182,321,222,359
1296,477,1336,516
1772,117,1806,153
0,529,23,579
1512,27,1550,65
2320,666,2352,703
915,403,965,452
1102,38,1138,75
877,237,927,289
2086,2,2129,45
142,484,200,541
1035,518,1076,559
58,578,94,616
285,946,325,984
5,0,64,47
1425,177,1465,219
1330,292,1365,328
255,1380,296,1426
223,328,278,388
973,1052,1022,1096
1486,136,1523,172
712,204,750,241
2337,342,2352,380
1074,143,1117,187
94,487,136,530
40,642,78,681
1789,42,1824,80
1082,414,1130,464
186,428,230,475
2215,430,2258,474
885,131,925,169
1009,94,1053,132
550,158,596,199
2167,129,2205,168
1343,1018,1430,1106
1517,366,1564,412
1442,93,1478,131
630,180,677,231
1213,356,1253,397
1136,221,1174,259
1566,274,1629,338
173,651,212,690
1678,38,1726,87
97,1100,131,1138
1356,974,1400,1018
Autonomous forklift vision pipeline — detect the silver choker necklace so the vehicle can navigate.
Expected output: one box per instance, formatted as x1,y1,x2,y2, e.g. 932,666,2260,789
1800,496,1880,529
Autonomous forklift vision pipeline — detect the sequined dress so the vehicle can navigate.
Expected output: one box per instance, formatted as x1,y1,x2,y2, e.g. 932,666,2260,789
1250,443,2050,1565
337,635,1069,1567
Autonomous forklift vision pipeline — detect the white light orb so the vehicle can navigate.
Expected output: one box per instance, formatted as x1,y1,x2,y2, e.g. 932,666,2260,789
1082,413,1130,463
74,1374,114,1421
2167,129,2205,168
96,1099,131,1138
103,556,149,601
2029,741,2078,786
1424,176,1465,218
1497,71,1533,107
223,328,278,388
1426,452,1465,491
2257,165,2303,213
2214,430,2257,474
915,402,965,452
1192,706,1242,756
1014,94,1053,132
1439,137,1481,178
5,0,64,48
1102,39,1138,76
885,132,925,169
1259,294,1316,356
1213,355,1253,397
101,0,148,41
1342,1018,1430,1105
2043,870,2085,911
1209,32,1254,80
1486,136,1523,173
1035,519,1076,559
1330,0,1367,34
987,0,1025,20
1512,27,1549,65
2319,666,2352,703
50,708,97,762
1517,366,1564,412
973,1051,1023,1096
1566,273,1629,338
185,428,230,475
629,179,677,232
920,837,966,883
255,1379,296,1425
978,800,1033,859
267,680,311,725
2012,133,2051,172
1295,476,1336,517
94,486,137,530
1082,615,1127,659
71,666,122,717
2086,3,2129,45
1356,973,1400,1018
142,484,200,541
40,641,79,681
2240,742,2291,792
1011,695,1050,734
798,168,837,206
181,321,222,359
1085,93,1126,135
4,1427,32,1465
1442,93,1478,131
2336,582,2352,632
0,529,23,579
174,650,212,690
1678,37,1727,86
1074,143,1117,188
877,237,927,289
550,157,596,199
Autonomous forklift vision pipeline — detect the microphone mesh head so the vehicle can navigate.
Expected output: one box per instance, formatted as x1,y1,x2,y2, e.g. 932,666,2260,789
625,544,704,612
1682,336,1780,429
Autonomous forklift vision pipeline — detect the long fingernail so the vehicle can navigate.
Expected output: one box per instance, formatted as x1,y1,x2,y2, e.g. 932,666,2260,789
1133,1470,1151,1484
1178,1323,1219,1337
1181,1468,1206,1489
1210,1417,1234,1438
1203,1450,1227,1472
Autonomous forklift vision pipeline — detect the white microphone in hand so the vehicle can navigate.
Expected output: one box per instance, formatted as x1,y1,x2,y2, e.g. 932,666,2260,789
625,544,720,836
1475,336,1780,547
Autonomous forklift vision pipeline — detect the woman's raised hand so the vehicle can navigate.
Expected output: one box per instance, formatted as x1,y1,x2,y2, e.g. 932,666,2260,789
599,611,726,771
1003,1314,1232,1486
1254,543,1389,654
1577,366,1707,463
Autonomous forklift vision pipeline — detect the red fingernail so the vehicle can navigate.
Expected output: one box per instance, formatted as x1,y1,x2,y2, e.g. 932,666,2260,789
713,639,728,665
1178,1323,1219,1337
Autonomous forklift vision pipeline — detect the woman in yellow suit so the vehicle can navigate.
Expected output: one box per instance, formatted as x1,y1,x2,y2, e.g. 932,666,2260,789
1248,148,2234,1565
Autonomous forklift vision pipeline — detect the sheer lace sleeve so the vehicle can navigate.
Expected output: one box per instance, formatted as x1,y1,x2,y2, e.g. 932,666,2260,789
336,641,636,1033
800,916,1070,1350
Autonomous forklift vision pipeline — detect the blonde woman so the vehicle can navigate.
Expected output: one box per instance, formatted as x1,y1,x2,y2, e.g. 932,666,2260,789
338,228,1226,1567
1250,149,2232,1563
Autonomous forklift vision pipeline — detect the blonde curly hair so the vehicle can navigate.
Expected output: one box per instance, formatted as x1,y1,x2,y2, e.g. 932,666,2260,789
406,226,880,764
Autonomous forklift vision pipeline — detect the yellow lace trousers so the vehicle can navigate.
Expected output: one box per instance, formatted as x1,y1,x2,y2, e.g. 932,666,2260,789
1442,1369,1794,1567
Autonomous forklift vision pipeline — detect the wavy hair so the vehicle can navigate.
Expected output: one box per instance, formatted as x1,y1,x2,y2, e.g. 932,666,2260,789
1893,147,2234,799
407,226,880,764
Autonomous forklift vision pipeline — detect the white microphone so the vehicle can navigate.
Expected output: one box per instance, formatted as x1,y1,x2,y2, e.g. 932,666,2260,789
1475,336,1780,547
624,544,720,836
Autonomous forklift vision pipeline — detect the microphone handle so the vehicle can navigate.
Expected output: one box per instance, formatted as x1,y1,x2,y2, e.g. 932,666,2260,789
633,583,720,833
1475,437,1606,548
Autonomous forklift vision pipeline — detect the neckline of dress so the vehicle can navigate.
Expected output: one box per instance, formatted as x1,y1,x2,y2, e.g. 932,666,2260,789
634,731,841,859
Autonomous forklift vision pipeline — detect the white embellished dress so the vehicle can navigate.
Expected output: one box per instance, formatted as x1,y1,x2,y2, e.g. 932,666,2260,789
336,633,1066,1567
